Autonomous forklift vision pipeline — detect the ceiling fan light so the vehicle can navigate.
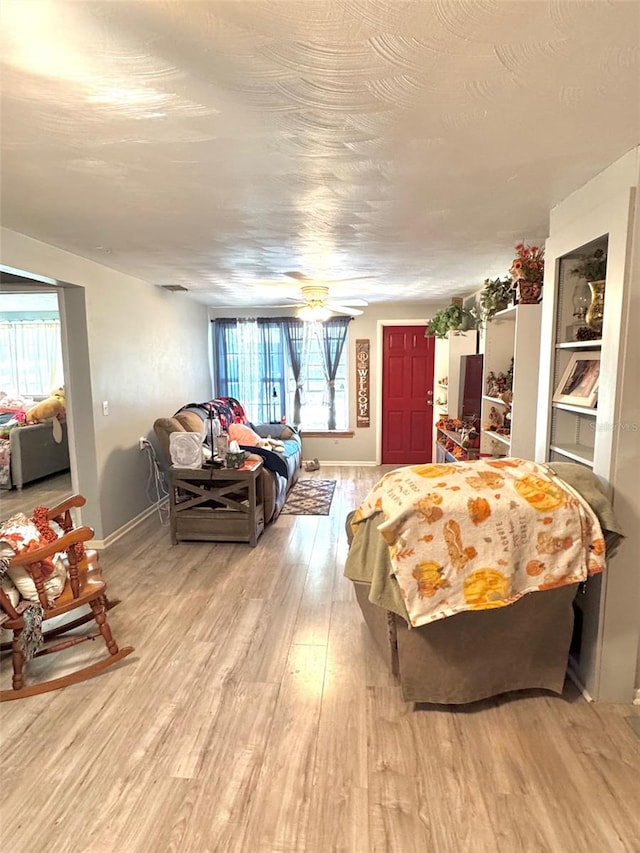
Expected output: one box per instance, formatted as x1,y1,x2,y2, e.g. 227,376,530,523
298,304,331,322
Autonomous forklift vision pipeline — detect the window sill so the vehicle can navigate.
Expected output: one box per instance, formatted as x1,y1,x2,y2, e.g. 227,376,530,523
302,430,355,438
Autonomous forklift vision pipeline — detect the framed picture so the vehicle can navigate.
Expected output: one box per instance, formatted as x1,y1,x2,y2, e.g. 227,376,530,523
553,351,601,408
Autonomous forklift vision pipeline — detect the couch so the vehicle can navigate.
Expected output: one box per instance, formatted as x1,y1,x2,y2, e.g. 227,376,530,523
153,398,301,524
1,421,70,491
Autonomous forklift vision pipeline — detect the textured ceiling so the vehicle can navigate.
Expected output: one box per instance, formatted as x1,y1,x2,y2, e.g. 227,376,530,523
1,0,639,309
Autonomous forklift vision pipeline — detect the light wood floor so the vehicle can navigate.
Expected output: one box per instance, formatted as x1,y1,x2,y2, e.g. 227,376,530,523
1,466,639,853
0,470,73,518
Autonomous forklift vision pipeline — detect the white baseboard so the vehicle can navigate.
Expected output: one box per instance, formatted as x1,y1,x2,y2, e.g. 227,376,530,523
90,498,168,549
633,688,640,706
566,661,594,702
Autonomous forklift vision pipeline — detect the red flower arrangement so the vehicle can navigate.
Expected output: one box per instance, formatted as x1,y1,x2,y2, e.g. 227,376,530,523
510,242,545,283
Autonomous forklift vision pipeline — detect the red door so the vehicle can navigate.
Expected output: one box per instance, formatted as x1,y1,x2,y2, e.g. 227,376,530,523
382,325,435,465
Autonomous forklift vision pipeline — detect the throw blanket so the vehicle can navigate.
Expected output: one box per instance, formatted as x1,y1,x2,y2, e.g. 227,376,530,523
349,459,606,628
239,440,298,480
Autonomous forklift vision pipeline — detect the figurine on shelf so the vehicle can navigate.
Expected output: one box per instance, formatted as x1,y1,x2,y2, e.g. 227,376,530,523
486,371,509,398
462,428,480,450
500,390,512,435
486,406,503,432
505,358,514,392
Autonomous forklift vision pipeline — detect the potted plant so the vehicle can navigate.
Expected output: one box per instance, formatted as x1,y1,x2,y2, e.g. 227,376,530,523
570,248,607,283
479,276,513,320
510,242,545,304
426,300,477,339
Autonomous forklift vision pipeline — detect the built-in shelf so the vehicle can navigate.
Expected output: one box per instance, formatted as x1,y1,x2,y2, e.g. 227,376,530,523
438,428,463,443
432,331,478,464
493,305,517,319
556,340,602,350
482,430,511,447
436,427,479,461
552,402,598,416
549,442,595,466
480,303,541,460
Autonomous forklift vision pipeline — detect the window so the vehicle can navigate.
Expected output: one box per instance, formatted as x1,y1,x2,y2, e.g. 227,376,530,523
0,292,63,397
0,320,64,396
294,325,348,430
213,317,349,430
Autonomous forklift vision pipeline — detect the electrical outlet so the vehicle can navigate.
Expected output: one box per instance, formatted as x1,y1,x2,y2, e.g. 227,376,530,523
139,437,146,451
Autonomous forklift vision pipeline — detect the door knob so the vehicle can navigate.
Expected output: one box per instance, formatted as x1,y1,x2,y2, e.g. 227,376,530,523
427,389,433,396
426,401,433,406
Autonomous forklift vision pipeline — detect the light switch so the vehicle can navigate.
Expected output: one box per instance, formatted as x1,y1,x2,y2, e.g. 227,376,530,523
102,401,109,416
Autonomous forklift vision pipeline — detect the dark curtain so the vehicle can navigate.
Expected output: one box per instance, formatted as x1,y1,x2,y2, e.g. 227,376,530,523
258,320,286,423
212,319,237,397
319,317,350,430
281,318,305,426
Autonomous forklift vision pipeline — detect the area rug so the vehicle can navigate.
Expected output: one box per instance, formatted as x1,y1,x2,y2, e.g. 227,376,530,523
281,479,336,516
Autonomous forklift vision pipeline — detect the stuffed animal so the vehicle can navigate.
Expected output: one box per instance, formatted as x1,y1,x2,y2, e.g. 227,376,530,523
25,388,66,443
25,387,65,424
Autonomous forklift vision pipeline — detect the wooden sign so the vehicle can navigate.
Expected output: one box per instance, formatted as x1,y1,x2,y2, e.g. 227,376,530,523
356,339,370,427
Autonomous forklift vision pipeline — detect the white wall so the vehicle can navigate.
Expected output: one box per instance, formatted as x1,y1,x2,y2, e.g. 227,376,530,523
1,228,212,539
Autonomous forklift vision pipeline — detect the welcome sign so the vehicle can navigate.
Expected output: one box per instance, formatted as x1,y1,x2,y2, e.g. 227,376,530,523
356,339,370,428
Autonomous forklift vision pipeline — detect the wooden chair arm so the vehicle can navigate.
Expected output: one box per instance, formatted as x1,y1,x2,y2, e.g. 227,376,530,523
45,494,86,521
8,527,94,568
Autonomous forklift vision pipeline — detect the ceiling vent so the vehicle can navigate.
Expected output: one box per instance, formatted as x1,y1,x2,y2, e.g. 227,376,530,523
160,285,188,292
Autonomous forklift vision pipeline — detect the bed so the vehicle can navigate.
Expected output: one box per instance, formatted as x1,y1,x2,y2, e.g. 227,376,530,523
345,459,622,704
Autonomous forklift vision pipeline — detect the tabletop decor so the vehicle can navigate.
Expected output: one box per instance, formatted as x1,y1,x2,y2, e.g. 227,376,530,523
571,248,607,335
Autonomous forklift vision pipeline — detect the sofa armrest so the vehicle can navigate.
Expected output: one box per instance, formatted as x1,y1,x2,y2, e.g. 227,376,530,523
9,422,70,490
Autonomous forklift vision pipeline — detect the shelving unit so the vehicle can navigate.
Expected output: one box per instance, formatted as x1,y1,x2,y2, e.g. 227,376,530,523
534,160,638,703
479,304,542,459
434,381,449,415
538,249,606,469
431,330,477,462
435,427,479,463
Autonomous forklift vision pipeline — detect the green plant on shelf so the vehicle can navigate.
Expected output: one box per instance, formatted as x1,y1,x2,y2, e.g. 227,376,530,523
479,276,513,320
425,302,478,339
570,248,607,282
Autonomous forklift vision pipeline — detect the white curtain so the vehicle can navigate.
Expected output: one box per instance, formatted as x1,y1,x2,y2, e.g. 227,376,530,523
0,320,64,396
235,319,262,421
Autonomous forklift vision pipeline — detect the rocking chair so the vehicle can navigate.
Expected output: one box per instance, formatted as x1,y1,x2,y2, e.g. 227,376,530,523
0,496,134,701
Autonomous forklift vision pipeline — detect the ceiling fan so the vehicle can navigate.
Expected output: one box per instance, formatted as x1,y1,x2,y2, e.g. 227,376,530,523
265,272,370,320
283,285,368,320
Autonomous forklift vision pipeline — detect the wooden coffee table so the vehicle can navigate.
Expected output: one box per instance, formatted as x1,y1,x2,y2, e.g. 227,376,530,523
169,458,264,546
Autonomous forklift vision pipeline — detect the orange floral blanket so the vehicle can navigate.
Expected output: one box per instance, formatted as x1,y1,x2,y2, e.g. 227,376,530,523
350,459,605,628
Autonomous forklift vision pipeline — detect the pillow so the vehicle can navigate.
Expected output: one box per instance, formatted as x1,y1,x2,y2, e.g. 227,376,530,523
0,515,67,603
251,423,295,440
175,411,204,434
228,423,263,446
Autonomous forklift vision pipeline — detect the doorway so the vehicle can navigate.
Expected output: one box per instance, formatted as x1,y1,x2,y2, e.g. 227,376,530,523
381,324,435,465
